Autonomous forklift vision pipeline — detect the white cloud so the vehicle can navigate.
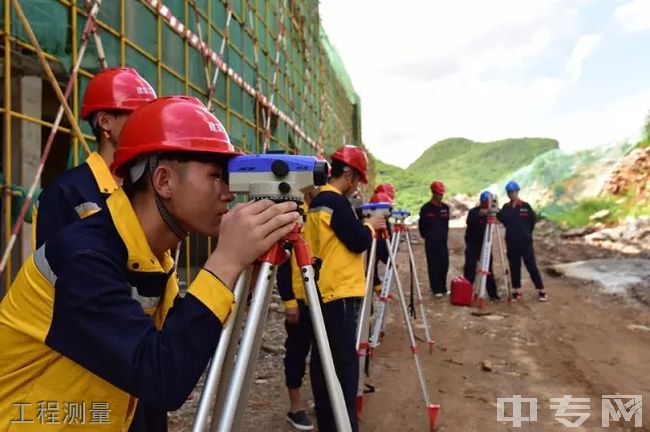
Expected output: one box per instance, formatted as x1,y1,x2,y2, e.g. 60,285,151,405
566,34,602,82
615,0,650,32
553,90,650,151
319,1,648,168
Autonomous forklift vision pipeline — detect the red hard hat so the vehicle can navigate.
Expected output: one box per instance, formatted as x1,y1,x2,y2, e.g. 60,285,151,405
81,67,156,120
370,192,393,204
374,183,395,199
111,96,241,178
330,145,369,184
430,181,446,195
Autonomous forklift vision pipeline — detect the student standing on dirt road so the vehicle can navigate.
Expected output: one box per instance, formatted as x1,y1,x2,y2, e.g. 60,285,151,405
498,181,548,302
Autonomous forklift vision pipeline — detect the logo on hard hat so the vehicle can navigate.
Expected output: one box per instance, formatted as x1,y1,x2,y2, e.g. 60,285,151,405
136,86,155,95
208,122,223,133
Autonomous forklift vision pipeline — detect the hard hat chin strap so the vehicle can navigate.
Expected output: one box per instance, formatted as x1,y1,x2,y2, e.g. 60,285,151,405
147,154,189,241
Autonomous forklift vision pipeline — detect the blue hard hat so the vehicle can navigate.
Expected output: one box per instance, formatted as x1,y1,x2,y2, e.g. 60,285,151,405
480,191,492,204
505,181,520,193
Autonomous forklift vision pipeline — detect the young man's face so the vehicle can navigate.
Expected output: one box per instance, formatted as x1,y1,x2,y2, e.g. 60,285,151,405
165,160,235,237
432,192,443,202
343,170,361,197
508,190,519,201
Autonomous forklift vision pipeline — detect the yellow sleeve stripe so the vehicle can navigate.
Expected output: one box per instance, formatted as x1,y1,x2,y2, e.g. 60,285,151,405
283,299,299,309
188,270,235,324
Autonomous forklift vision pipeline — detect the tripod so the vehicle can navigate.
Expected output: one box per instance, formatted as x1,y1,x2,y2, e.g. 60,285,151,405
362,212,439,429
192,224,352,432
369,215,434,353
472,196,513,309
354,228,383,417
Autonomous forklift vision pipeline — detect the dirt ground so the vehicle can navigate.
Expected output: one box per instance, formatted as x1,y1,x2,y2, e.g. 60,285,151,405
169,227,650,431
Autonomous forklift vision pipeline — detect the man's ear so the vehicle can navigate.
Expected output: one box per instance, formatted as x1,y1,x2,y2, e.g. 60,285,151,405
150,164,176,199
95,111,112,132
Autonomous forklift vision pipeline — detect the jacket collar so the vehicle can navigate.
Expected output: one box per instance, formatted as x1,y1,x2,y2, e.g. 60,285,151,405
86,152,119,195
322,184,343,195
509,199,523,208
106,188,174,274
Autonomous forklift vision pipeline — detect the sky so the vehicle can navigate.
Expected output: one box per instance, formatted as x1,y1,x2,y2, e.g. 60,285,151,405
319,0,650,168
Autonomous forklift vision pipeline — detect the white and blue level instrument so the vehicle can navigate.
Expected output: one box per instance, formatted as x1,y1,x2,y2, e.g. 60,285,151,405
228,154,328,202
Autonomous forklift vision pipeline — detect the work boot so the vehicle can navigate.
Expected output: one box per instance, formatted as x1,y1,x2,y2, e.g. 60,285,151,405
286,411,314,431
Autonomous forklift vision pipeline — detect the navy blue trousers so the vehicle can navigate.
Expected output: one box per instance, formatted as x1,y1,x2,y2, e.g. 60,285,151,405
310,297,360,432
284,300,312,389
506,240,544,289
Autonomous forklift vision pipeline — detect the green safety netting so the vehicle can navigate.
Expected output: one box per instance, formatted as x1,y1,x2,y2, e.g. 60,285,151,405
2,0,362,168
319,27,359,105
0,0,70,68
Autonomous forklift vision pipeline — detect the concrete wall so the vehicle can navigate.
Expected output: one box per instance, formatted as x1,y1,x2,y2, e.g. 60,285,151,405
17,76,42,261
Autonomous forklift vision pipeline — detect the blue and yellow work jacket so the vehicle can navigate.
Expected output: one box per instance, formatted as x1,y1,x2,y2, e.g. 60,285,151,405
0,188,234,431
304,184,374,303
33,152,118,250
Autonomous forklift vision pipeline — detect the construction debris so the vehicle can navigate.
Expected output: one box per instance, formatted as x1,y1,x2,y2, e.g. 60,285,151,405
481,360,493,372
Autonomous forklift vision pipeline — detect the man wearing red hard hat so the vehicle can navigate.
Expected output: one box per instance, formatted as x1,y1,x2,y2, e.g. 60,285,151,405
276,187,320,431
374,183,395,201
33,67,157,249
418,180,450,297
304,145,386,432
369,190,394,293
0,96,299,432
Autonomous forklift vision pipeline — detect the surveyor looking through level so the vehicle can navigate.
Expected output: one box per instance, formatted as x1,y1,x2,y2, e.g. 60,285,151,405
276,188,319,431
0,96,299,432
29,67,161,431
369,190,394,293
304,144,386,432
464,191,500,301
33,67,157,250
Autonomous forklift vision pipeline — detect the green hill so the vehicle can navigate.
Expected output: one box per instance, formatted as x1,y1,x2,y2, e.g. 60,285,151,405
375,137,559,212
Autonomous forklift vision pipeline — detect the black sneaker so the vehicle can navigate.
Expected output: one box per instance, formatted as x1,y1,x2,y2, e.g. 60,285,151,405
538,291,548,302
512,290,522,301
286,410,314,431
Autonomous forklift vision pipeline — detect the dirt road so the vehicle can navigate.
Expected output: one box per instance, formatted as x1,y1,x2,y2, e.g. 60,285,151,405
170,227,650,431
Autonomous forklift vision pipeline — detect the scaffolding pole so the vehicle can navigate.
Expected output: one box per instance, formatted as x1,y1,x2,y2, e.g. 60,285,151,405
0,0,103,281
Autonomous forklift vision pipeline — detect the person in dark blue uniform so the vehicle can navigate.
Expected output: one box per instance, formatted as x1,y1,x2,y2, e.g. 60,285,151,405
368,191,393,293
304,145,386,432
31,68,158,431
464,191,499,300
33,67,156,249
0,96,299,432
277,194,316,431
418,181,450,297
497,181,548,302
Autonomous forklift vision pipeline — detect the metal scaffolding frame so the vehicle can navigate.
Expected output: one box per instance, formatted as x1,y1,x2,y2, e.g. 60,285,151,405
0,0,364,291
